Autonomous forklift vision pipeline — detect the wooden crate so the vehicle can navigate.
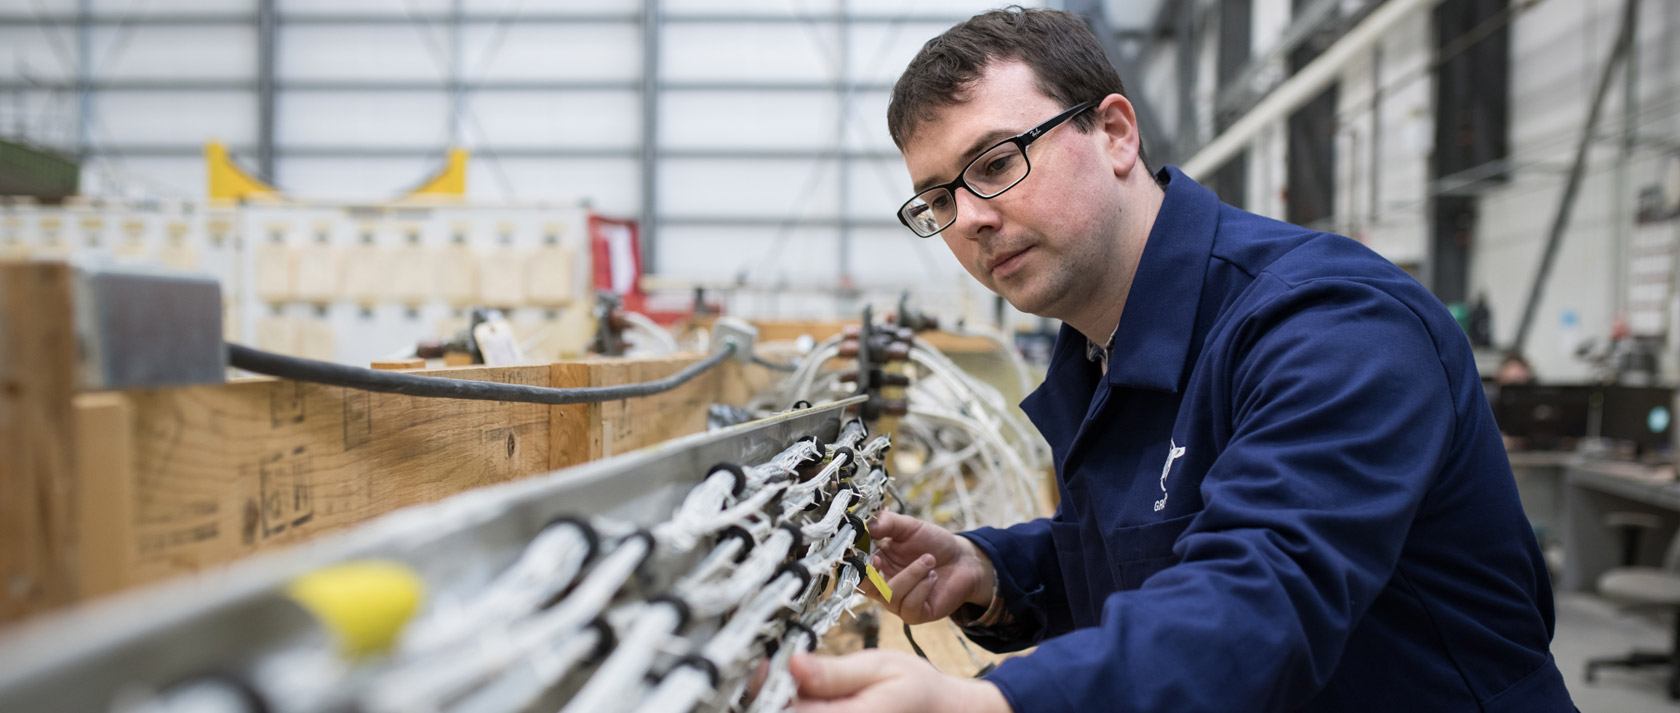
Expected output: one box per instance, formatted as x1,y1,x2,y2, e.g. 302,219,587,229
0,262,773,623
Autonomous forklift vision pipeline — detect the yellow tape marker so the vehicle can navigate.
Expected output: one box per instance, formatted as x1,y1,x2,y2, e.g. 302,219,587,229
866,563,894,602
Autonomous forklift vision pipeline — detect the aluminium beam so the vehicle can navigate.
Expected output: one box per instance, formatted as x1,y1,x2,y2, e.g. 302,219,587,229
1182,0,1448,179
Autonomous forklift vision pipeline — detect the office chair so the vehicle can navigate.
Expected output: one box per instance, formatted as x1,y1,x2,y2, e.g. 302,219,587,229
1584,513,1680,699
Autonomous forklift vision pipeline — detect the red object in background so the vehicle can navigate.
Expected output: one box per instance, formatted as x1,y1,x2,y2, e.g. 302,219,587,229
589,214,645,313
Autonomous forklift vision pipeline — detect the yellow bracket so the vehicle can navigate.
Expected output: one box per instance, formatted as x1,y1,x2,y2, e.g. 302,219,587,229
205,141,282,204
406,148,469,200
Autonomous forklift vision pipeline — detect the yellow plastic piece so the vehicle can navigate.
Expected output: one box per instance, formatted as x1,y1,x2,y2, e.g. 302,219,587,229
205,141,282,204
286,560,425,658
866,564,894,603
406,148,469,199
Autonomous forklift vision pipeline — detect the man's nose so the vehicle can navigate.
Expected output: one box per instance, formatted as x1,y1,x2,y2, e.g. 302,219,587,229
950,187,1000,239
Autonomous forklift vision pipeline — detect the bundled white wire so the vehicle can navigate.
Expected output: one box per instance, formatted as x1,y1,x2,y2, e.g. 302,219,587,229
743,439,824,487
362,534,651,713
622,311,679,356
681,527,795,618
236,428,894,713
556,601,685,713
799,490,856,539
655,469,741,553
399,521,591,658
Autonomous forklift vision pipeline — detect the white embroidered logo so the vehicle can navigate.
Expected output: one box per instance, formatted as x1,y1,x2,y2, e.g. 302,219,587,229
1154,439,1185,512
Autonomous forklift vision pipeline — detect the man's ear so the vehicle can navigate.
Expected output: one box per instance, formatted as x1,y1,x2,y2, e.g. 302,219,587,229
1097,94,1142,180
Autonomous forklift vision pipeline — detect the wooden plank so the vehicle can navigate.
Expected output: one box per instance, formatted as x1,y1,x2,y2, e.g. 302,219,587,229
119,365,554,588
548,362,592,471
74,393,134,599
370,359,426,371
0,262,79,622
586,355,724,460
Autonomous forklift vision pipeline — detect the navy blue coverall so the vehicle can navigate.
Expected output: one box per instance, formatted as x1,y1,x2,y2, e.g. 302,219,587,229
959,167,1575,712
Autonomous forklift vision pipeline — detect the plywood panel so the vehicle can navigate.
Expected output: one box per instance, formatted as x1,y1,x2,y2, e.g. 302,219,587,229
119,365,554,587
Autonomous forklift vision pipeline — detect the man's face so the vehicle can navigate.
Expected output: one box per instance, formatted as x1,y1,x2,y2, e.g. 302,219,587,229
900,61,1127,320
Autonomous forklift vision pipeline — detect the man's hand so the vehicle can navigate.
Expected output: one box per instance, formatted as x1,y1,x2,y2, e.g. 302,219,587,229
861,512,996,624
790,650,1010,713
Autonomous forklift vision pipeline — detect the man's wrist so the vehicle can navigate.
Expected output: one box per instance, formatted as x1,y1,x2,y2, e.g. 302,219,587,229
960,535,997,607
961,678,1013,713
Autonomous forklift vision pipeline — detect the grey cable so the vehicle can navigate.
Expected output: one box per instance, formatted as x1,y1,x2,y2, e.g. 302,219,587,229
226,341,737,405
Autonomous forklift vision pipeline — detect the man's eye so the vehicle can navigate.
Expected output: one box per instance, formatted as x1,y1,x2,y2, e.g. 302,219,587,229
984,154,1017,175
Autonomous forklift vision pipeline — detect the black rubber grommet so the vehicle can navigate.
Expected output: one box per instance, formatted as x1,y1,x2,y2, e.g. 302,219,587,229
717,525,756,562
585,616,616,662
649,593,693,632
832,446,857,478
778,522,805,556
792,400,812,410
675,654,721,688
845,555,869,574
794,435,827,464
786,621,820,652
776,561,813,593
540,515,600,564
625,529,658,569
845,417,868,437
708,462,748,497
843,514,865,540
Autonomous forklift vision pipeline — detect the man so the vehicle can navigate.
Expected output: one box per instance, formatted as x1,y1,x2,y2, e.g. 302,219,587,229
785,7,1574,713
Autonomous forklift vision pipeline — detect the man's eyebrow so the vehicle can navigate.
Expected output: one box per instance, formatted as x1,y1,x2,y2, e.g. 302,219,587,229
912,128,1018,194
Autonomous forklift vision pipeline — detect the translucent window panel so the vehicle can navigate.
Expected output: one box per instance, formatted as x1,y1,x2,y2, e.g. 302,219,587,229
846,22,954,86
660,91,839,149
278,156,440,200
0,28,78,81
82,156,204,199
844,227,965,287
92,25,256,80
466,90,639,149
658,158,840,218
844,90,897,150
465,0,641,12
0,90,81,149
844,156,913,216
277,0,450,14
846,0,1034,14
90,0,255,10
460,23,639,81
93,90,257,145
279,26,447,81
466,157,639,213
663,0,836,15
662,23,838,83
277,91,450,147
0,0,77,12
658,225,840,286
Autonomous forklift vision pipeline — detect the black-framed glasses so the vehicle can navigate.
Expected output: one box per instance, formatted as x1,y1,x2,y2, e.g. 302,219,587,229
897,100,1097,238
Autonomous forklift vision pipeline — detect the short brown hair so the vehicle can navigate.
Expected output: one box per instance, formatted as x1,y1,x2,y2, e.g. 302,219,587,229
887,5,1145,168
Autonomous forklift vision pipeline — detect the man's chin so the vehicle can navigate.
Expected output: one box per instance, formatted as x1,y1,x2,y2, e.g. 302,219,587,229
996,286,1056,319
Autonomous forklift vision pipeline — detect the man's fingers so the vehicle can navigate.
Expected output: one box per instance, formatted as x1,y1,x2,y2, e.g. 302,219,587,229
895,566,940,623
790,652,896,700
866,511,922,542
882,554,935,614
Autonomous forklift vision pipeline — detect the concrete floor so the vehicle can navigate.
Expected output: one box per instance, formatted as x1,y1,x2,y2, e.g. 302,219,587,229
1556,592,1679,711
